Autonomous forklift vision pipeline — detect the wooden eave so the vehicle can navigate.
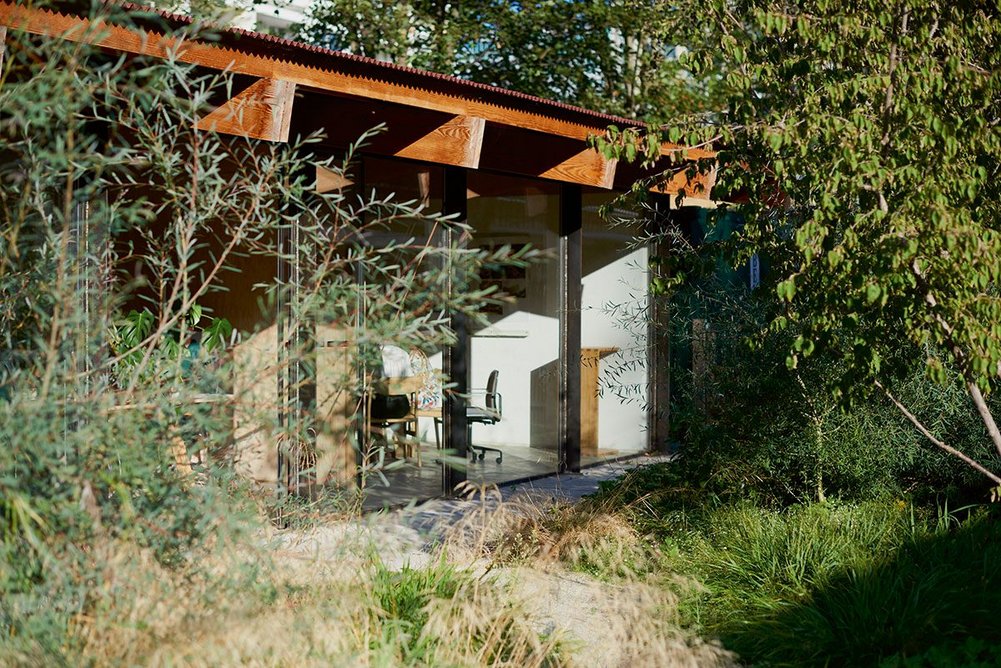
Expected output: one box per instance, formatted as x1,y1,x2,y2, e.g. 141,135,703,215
0,1,713,193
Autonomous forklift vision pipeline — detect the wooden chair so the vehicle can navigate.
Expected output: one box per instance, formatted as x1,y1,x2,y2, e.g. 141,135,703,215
367,375,423,466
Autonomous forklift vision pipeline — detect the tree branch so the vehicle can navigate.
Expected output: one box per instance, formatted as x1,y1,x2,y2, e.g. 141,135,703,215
909,260,1001,459
967,381,1001,459
876,379,1001,486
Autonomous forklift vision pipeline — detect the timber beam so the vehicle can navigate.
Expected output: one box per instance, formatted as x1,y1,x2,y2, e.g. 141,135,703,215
478,124,617,189
197,77,296,142
613,155,718,200
294,94,486,169
394,114,485,169
652,161,717,199
539,147,617,190
315,165,353,194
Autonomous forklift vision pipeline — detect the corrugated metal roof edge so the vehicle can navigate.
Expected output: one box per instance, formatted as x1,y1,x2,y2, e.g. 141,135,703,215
100,1,647,133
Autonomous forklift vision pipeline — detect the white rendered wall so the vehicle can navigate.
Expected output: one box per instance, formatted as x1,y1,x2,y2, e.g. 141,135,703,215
581,246,649,453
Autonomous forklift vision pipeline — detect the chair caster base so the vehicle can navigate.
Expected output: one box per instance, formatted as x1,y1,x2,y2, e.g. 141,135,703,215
469,447,501,464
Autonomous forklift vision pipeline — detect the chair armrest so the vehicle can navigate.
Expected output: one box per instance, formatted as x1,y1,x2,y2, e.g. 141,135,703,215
468,389,502,417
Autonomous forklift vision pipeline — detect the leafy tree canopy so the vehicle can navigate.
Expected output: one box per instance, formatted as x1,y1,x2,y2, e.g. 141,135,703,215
297,0,716,120
631,0,1001,485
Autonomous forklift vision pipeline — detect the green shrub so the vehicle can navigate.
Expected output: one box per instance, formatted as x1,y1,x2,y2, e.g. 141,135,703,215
601,477,1001,667
0,6,526,659
708,505,1001,667
884,637,1001,668
667,277,994,505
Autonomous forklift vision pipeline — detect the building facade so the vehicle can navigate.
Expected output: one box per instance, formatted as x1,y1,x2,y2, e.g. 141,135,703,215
0,0,714,507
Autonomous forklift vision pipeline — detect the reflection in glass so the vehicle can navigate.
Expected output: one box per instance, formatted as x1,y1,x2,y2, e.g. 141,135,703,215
581,190,649,463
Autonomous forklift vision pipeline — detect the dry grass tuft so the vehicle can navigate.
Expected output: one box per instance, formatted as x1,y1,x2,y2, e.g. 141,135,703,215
429,484,739,667
442,483,653,578
60,479,739,667
421,576,567,667
489,499,644,576
65,527,566,667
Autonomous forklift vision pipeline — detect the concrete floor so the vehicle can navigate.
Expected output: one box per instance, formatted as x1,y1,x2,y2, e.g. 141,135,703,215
361,442,644,510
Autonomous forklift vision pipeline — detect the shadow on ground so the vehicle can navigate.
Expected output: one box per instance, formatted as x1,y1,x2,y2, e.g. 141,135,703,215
717,511,1001,667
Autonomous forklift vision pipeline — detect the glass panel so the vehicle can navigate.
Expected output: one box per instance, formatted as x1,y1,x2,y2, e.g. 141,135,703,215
581,190,649,463
466,172,562,485
348,157,446,510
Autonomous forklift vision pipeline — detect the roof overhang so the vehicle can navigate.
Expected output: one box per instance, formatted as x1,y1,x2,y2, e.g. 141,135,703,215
0,1,715,195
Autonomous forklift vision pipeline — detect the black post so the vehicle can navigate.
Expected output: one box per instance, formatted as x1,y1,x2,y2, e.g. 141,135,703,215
560,184,583,473
648,201,674,454
442,165,469,496
276,218,293,504
276,156,314,506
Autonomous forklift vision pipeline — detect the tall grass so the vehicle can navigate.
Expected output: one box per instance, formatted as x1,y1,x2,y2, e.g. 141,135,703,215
589,464,1001,666
438,485,739,667
700,504,1001,666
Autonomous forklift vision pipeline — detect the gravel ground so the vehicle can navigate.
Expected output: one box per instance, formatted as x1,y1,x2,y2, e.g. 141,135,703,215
269,453,740,668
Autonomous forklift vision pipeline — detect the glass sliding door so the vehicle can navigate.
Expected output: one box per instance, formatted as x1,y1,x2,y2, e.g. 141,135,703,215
349,157,447,509
580,190,649,463
466,172,562,485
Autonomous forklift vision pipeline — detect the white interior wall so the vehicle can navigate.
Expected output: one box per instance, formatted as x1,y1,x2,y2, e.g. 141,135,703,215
469,312,559,447
581,247,649,452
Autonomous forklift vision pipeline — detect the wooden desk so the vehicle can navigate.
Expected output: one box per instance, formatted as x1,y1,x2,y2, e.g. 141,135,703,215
580,347,618,456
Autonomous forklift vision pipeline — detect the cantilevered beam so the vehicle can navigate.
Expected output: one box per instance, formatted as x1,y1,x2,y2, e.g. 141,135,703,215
540,148,617,190
652,161,717,199
478,124,619,189
295,96,486,169
395,115,485,169
315,165,354,194
196,77,296,142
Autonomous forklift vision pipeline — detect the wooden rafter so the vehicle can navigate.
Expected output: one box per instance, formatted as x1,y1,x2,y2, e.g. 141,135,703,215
478,124,619,189
540,148,617,190
395,114,485,169
652,162,717,198
196,77,296,142
315,165,354,194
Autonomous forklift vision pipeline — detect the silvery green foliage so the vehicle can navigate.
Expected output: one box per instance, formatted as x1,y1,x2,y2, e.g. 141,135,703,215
0,3,526,658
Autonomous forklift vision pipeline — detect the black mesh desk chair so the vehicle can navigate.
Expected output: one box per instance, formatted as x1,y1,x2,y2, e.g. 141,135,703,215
434,369,503,463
